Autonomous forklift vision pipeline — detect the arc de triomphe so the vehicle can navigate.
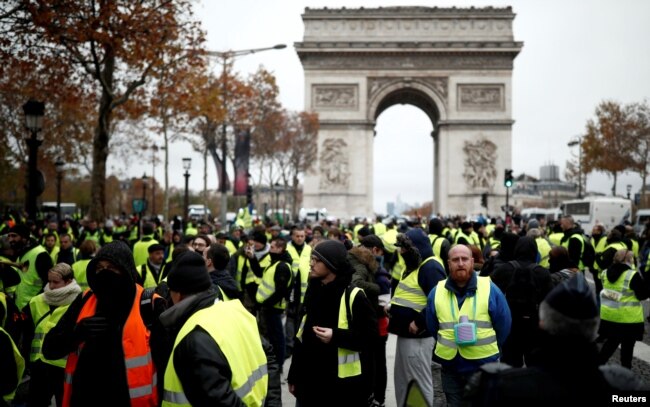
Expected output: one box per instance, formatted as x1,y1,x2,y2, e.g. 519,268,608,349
297,6,523,218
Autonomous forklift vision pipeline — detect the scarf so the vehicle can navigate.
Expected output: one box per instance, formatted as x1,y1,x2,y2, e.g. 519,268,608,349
43,280,82,306
254,243,270,260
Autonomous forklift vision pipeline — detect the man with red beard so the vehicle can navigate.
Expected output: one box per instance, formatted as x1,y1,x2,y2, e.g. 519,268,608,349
425,244,511,406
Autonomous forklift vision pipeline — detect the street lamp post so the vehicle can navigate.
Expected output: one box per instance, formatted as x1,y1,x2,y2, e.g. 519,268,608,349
206,44,287,230
274,182,282,226
183,157,191,224
22,100,45,222
567,136,583,199
119,180,131,218
55,158,64,222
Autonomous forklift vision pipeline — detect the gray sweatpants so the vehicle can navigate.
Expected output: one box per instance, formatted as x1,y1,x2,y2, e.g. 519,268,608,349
394,336,435,407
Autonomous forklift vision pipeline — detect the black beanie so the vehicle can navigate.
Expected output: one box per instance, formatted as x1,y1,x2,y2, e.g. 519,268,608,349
312,240,349,274
148,243,165,253
167,251,211,294
251,230,267,245
9,224,30,239
544,273,598,319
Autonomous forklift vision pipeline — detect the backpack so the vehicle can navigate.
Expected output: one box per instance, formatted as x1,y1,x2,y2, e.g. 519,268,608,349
505,261,539,320
580,235,596,271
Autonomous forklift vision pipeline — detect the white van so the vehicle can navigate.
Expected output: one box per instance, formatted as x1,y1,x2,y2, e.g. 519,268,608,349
561,196,631,234
298,208,328,223
187,204,211,221
633,209,650,235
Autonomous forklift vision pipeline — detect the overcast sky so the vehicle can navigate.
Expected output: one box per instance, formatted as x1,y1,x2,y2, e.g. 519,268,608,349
119,0,650,214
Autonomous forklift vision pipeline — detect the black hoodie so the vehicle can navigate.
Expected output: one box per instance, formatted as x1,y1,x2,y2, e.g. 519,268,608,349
491,237,553,316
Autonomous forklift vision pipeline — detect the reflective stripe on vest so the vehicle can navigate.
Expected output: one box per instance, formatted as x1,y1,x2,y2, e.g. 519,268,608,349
16,245,48,310
295,287,363,379
162,299,268,406
600,268,644,323
63,285,157,407
433,277,499,361
29,294,70,368
337,287,362,378
391,257,438,311
255,261,291,310
1,326,25,403
286,243,312,304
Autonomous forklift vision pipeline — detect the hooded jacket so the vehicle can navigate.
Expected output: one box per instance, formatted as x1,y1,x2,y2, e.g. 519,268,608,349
481,232,519,277
389,229,446,338
349,246,380,304
490,237,553,319
43,241,167,407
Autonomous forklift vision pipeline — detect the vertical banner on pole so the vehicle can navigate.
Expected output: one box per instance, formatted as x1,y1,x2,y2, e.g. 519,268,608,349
233,128,251,196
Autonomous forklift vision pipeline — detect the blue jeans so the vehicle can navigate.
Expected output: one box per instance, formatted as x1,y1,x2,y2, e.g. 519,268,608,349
440,367,474,407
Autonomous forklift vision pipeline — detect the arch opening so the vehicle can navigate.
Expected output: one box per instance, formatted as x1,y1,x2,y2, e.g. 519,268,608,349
373,100,436,215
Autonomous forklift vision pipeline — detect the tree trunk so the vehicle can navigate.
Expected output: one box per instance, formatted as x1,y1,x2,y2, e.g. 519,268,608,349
162,113,170,222
207,138,230,193
203,147,208,222
612,171,618,197
292,174,299,222
89,53,115,222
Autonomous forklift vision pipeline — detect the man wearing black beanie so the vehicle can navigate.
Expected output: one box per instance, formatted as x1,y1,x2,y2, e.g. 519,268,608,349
159,250,278,405
288,240,377,406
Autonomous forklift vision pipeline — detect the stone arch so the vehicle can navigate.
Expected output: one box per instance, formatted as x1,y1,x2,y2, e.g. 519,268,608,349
297,6,522,218
367,78,448,126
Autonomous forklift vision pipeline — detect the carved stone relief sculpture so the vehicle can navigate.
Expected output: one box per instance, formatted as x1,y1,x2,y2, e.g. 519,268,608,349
458,84,504,111
313,85,358,110
319,138,350,190
462,138,498,190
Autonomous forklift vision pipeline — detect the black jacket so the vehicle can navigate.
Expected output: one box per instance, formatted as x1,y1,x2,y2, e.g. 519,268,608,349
288,274,377,406
490,237,553,319
209,267,241,300
466,335,650,406
258,252,293,309
159,289,281,406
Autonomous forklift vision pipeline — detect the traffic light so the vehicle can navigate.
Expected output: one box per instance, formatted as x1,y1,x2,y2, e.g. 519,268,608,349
246,185,253,206
504,169,514,188
481,193,488,208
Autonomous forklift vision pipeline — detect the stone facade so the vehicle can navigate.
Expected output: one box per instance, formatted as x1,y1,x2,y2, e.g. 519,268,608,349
298,7,522,218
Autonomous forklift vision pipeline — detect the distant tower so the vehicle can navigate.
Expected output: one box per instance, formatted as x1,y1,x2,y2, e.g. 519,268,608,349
540,164,560,182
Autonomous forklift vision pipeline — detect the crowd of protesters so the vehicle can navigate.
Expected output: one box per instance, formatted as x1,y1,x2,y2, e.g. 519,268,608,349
0,208,649,406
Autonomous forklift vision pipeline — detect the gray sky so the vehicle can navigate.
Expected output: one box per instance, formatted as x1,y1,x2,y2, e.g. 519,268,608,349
122,0,650,214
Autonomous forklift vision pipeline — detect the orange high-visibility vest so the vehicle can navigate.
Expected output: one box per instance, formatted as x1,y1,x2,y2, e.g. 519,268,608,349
62,285,158,407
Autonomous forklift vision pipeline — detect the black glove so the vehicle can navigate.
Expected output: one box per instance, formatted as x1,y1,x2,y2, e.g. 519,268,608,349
75,316,109,342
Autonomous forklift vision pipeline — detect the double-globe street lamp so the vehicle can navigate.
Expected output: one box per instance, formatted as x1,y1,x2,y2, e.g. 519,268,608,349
206,44,286,229
567,136,583,199
183,157,191,223
22,100,45,222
